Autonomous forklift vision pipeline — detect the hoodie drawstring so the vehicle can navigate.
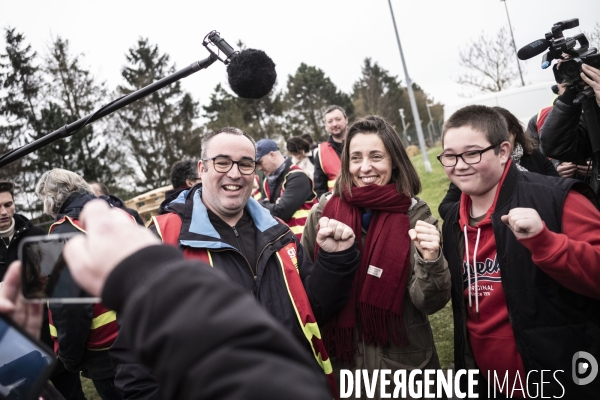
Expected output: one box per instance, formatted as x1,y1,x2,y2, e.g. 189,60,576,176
464,224,481,319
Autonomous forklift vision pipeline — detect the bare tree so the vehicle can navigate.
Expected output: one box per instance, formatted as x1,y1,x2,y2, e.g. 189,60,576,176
585,22,600,51
456,27,523,95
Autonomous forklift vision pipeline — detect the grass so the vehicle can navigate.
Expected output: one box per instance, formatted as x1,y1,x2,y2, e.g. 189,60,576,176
410,145,454,369
81,148,455,398
81,376,102,400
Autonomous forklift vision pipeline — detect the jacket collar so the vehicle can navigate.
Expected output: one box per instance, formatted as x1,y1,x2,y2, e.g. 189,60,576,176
56,192,96,220
169,186,284,249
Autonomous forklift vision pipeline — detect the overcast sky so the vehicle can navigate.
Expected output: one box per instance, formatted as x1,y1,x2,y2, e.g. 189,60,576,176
1,0,599,115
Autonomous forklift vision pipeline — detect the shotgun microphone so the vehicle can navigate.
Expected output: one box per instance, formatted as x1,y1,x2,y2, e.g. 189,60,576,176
517,39,551,60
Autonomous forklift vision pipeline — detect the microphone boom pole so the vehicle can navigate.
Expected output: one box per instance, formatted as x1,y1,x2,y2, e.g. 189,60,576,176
0,53,218,168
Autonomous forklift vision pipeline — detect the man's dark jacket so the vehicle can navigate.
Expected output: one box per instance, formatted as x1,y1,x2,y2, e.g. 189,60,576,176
49,192,115,381
0,214,45,280
110,186,360,399
99,194,144,225
313,136,343,198
102,245,332,400
260,157,315,221
540,88,600,197
443,163,600,398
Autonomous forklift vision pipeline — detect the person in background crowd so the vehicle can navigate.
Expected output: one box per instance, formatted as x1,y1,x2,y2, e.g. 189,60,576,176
257,138,317,240
286,136,315,177
302,115,450,398
90,182,143,225
301,133,318,151
35,169,121,400
314,105,349,198
159,160,201,215
438,106,558,220
540,65,600,189
439,105,600,397
0,181,45,281
111,127,361,399
0,199,334,400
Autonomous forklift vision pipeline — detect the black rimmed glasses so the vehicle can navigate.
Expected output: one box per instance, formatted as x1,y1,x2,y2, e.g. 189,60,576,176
437,144,499,167
203,156,256,175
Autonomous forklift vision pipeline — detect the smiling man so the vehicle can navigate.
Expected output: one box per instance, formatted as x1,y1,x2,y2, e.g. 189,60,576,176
0,181,44,281
314,105,349,197
110,127,361,399
439,105,600,398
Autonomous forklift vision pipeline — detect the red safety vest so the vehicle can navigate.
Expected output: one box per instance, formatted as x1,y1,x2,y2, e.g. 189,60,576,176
252,174,262,201
536,105,553,134
262,165,317,240
47,217,118,353
150,214,338,398
318,142,341,191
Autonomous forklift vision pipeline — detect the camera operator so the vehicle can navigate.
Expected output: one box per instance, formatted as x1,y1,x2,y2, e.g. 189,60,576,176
540,64,600,194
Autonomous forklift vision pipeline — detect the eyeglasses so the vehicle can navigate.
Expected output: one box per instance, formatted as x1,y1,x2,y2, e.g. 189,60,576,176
437,144,499,167
203,156,256,175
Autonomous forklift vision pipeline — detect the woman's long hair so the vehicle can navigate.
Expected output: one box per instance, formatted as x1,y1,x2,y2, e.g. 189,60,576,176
333,115,421,200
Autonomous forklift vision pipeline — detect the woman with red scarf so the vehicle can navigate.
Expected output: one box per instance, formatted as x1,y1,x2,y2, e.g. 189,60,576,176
302,116,451,398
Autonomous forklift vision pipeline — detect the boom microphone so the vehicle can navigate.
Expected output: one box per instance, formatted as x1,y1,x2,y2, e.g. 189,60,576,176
205,31,277,99
227,49,277,99
518,39,551,60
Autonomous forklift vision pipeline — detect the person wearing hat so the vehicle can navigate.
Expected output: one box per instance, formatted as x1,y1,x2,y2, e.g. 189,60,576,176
256,138,318,241
0,181,45,281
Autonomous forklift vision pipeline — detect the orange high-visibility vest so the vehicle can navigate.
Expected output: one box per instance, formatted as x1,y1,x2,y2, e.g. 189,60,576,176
48,216,118,353
252,174,262,201
262,165,317,240
150,214,337,398
317,142,341,191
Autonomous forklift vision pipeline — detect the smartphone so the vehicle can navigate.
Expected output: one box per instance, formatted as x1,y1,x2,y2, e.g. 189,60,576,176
18,233,101,303
0,314,56,400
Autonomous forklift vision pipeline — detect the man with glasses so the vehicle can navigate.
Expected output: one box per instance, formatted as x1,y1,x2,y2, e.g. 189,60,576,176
438,105,600,398
111,127,360,399
255,138,317,241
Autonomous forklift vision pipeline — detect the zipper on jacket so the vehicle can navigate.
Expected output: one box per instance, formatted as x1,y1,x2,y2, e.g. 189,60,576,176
210,247,256,281
254,229,292,298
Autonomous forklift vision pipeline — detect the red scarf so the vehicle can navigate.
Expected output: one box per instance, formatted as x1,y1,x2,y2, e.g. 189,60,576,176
318,184,412,365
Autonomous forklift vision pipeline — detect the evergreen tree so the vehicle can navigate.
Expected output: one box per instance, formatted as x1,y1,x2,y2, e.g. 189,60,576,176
39,36,119,183
0,28,44,213
352,59,443,146
117,38,200,190
203,83,283,141
283,63,353,142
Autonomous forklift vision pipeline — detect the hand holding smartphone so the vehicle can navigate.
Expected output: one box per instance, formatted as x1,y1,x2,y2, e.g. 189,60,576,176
18,233,101,303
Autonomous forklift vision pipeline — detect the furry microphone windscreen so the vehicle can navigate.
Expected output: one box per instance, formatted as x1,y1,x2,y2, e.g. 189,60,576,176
227,49,277,99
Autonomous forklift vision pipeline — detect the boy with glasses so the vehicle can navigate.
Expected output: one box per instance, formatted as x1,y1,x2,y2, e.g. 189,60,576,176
439,105,600,398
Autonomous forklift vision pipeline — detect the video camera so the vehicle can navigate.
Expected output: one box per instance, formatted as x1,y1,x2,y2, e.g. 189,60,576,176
518,18,600,105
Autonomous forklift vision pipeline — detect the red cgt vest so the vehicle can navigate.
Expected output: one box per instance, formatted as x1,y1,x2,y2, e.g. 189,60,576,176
263,165,318,240
47,216,118,353
318,142,341,191
150,213,338,398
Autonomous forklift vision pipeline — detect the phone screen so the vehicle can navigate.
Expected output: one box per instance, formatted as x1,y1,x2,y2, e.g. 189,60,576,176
0,316,55,400
19,233,100,303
